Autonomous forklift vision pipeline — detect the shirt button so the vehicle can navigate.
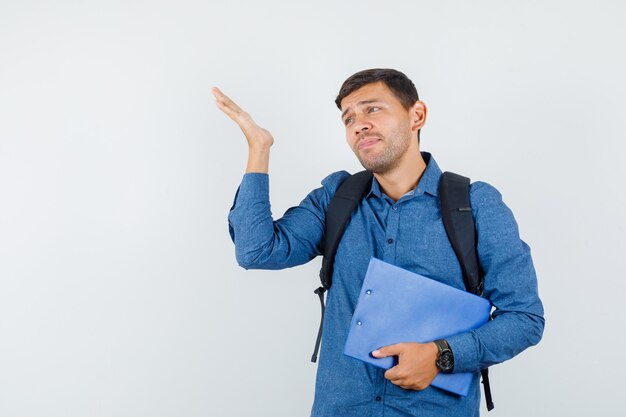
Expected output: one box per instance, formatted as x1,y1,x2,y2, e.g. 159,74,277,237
392,205,398,211
375,396,382,401
387,238,394,244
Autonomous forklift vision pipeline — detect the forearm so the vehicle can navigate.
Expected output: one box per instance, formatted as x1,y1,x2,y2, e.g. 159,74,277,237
245,145,271,174
447,307,544,372
448,240,545,372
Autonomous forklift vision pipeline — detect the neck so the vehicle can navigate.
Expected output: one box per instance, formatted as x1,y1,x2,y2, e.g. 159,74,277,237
373,147,427,202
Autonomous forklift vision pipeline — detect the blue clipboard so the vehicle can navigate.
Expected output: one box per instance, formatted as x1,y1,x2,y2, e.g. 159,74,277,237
343,257,491,396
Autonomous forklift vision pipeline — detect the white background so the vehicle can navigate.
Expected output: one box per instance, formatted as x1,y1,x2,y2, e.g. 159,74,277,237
1,1,625,416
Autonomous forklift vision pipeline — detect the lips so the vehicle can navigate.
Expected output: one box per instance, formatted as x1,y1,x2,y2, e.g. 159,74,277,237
357,137,381,150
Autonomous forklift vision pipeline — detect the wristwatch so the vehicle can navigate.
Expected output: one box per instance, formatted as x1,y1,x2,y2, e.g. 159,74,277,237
434,339,454,373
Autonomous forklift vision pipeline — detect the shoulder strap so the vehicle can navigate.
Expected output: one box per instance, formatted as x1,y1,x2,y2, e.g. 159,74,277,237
438,171,483,296
438,171,494,411
319,170,374,289
311,170,372,363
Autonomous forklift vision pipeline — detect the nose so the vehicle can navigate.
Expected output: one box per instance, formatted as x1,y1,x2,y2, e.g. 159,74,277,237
352,116,372,135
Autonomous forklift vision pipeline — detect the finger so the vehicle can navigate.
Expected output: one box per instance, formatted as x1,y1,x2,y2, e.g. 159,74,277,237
372,343,404,358
211,86,223,97
384,365,402,381
214,98,243,122
213,95,257,130
212,87,245,115
211,86,233,103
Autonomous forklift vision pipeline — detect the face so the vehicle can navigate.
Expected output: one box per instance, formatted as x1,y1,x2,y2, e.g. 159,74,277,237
340,82,423,174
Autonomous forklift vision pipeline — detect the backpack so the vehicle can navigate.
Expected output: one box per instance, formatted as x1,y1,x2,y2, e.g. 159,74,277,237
310,169,495,411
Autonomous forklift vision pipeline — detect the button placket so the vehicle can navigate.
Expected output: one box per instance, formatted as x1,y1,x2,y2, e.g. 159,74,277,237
384,202,400,262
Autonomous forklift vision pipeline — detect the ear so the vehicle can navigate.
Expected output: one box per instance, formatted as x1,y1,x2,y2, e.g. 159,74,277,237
410,101,427,132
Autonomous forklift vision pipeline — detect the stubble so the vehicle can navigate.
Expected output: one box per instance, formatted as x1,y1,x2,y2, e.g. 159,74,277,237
354,124,413,175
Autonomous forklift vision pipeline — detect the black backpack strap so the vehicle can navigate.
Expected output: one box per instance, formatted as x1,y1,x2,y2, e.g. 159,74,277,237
438,171,494,411
311,170,373,363
438,172,483,296
481,368,494,411
319,170,374,289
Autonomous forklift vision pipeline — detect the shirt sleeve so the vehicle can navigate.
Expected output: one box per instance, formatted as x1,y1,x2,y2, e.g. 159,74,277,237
227,171,351,270
446,181,545,373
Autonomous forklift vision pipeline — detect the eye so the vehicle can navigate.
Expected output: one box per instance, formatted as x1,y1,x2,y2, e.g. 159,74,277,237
368,106,381,113
344,116,353,126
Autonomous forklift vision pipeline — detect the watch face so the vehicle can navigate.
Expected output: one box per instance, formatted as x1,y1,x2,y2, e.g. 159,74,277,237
437,351,454,372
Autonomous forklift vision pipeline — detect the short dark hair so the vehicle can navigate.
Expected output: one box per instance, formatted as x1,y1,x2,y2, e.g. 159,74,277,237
335,68,419,110
335,68,421,142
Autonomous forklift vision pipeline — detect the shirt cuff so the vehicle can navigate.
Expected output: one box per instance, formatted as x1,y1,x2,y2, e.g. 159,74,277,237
446,331,479,373
235,173,269,202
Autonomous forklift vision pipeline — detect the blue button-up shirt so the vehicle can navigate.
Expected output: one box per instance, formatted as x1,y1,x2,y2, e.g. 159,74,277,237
228,153,544,417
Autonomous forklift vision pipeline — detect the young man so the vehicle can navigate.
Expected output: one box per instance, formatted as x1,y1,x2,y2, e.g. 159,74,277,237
214,69,544,417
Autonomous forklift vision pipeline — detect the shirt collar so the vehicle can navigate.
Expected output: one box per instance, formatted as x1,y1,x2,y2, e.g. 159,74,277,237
366,152,442,199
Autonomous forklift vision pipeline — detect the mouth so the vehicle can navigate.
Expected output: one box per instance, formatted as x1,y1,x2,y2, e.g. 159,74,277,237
357,137,381,150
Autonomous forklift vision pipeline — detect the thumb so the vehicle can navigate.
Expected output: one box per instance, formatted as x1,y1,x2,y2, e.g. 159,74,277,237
372,343,405,358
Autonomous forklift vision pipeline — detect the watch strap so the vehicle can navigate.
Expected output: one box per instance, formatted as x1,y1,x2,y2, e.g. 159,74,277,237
434,339,450,353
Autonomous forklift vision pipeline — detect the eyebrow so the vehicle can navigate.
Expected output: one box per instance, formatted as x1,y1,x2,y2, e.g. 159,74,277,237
341,99,382,120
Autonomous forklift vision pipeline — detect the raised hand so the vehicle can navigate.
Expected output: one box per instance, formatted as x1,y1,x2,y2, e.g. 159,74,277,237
212,87,274,152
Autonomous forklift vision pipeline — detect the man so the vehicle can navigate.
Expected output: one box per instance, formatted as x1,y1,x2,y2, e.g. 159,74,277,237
214,69,544,417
